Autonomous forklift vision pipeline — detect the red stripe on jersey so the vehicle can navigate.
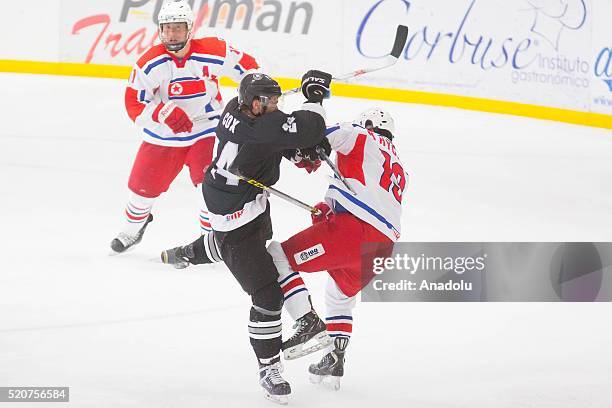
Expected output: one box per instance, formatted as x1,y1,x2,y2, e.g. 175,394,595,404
326,323,353,333
337,133,367,185
125,87,147,122
168,80,206,98
238,52,259,71
281,277,305,294
136,44,168,69
190,37,227,58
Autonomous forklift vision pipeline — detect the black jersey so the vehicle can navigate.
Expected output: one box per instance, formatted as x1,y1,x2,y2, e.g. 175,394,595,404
203,97,326,231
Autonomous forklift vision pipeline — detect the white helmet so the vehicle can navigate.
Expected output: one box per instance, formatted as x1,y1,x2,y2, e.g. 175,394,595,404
158,0,195,52
355,107,395,140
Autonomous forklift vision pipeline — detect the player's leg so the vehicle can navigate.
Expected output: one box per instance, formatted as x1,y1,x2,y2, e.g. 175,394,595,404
309,277,357,390
249,281,290,404
111,142,187,253
185,136,215,235
197,189,212,234
267,241,311,319
161,142,219,268
267,241,330,360
269,214,363,359
215,212,291,403
324,277,357,342
309,221,392,389
160,230,223,269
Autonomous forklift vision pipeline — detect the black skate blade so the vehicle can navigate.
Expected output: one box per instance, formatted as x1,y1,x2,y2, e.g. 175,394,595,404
108,245,133,256
284,332,332,360
108,245,136,256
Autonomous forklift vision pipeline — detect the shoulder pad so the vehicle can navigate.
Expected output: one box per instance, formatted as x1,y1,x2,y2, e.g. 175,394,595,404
136,44,168,68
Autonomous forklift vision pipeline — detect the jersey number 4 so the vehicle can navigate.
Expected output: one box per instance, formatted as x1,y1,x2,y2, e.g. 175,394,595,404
211,141,240,186
379,150,406,203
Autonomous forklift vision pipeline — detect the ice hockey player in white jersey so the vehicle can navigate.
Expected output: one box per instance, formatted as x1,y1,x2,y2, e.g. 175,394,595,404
267,107,406,390
110,0,259,253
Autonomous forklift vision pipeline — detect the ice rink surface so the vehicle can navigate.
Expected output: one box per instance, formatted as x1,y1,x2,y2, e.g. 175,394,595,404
1,73,611,407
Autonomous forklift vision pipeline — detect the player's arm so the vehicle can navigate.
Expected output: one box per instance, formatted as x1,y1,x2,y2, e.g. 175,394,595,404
124,64,192,134
221,40,261,83
324,122,359,155
251,107,326,149
124,65,158,126
251,69,332,150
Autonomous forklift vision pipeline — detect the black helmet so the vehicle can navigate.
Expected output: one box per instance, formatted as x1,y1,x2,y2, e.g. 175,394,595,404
238,73,282,109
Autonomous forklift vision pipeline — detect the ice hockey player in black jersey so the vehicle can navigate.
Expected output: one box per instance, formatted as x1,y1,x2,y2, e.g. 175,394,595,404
184,70,331,404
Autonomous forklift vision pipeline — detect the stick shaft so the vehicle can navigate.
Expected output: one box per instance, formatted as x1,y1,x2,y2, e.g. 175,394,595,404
233,172,321,215
316,147,357,195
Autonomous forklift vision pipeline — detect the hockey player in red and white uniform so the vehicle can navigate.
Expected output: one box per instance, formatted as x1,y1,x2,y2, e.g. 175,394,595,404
110,0,260,253
267,107,405,390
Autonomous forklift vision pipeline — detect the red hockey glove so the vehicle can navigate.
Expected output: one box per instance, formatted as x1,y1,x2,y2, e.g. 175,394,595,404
311,201,333,224
294,158,321,174
153,102,193,134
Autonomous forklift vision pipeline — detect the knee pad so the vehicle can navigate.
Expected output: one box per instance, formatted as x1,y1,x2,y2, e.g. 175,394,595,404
267,241,285,261
251,281,283,321
267,241,293,280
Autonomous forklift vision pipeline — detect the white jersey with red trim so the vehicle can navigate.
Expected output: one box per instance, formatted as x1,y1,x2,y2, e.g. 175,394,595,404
125,37,259,147
324,122,406,241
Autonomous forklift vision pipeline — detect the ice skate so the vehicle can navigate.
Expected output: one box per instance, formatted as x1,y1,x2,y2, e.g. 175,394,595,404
259,358,291,405
160,243,193,269
282,310,332,360
110,214,153,253
308,337,348,391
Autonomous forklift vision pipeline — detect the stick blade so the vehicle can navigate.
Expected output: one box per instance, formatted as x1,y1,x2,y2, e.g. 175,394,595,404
390,25,409,58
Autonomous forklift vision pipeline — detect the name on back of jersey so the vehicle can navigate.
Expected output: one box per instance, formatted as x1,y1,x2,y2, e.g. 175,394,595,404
222,112,240,133
367,128,398,159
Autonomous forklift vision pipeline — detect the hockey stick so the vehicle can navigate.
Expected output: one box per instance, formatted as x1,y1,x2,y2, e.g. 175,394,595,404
193,25,408,124
230,171,322,216
193,109,222,123
315,146,357,195
282,24,409,97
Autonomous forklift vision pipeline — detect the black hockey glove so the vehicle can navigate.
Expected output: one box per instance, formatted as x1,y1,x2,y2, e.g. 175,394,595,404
301,70,332,104
315,137,332,158
298,137,331,162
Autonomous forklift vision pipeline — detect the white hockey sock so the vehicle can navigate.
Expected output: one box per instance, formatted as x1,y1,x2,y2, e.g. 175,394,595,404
325,278,357,340
267,241,312,320
122,192,154,235
197,184,212,234
200,210,211,233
